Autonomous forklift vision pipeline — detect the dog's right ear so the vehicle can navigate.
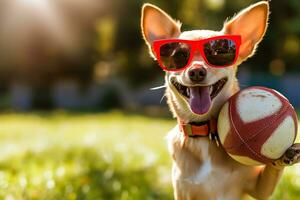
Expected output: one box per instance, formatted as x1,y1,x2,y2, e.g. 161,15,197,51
223,1,269,61
141,4,181,57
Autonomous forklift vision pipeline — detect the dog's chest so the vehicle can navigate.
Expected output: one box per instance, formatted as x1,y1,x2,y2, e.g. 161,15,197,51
169,129,248,199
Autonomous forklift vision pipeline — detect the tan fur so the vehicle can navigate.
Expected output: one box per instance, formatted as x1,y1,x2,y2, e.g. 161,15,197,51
141,2,299,200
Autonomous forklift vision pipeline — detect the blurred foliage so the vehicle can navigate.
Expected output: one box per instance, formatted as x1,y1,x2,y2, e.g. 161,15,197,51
0,112,299,199
98,85,123,110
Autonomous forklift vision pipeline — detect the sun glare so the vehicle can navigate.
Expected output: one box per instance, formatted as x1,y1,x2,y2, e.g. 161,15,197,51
14,0,75,51
19,0,49,9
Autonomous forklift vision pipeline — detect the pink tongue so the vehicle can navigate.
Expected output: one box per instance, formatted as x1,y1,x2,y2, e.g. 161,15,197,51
189,86,211,115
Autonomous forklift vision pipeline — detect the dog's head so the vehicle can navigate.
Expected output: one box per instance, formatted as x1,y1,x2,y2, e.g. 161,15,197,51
141,2,269,122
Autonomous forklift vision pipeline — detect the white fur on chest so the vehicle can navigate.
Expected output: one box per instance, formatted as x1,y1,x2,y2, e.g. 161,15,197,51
179,142,233,193
168,127,244,199
183,141,213,184
168,127,226,184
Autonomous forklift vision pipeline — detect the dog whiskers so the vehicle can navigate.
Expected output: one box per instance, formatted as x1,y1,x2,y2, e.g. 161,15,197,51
150,85,166,90
149,85,167,103
160,93,166,103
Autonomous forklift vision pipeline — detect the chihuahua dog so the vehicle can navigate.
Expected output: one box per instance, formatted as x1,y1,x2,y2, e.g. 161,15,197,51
141,1,300,200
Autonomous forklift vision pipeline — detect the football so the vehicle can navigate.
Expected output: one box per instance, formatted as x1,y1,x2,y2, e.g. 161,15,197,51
217,86,298,165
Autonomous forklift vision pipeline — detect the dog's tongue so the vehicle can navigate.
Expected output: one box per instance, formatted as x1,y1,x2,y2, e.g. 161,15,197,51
189,86,211,115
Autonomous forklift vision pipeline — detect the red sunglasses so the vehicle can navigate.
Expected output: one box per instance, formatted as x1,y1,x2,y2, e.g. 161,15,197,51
152,35,241,71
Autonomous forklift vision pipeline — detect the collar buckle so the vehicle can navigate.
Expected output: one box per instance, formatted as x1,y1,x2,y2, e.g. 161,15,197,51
178,118,218,138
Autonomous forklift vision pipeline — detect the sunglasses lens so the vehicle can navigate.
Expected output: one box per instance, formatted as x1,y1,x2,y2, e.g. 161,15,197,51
159,42,191,70
204,39,236,67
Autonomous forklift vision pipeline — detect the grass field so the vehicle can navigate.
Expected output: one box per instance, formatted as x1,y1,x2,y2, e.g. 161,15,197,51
0,111,299,200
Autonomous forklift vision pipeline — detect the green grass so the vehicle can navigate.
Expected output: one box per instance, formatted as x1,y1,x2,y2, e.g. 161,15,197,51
0,111,299,200
0,111,175,200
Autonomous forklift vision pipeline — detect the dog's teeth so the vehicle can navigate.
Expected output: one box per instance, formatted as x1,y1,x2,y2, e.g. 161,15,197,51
209,86,213,94
186,87,190,97
171,80,190,98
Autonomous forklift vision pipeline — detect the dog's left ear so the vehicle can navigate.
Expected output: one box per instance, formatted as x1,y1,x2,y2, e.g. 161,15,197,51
223,1,269,60
141,4,181,57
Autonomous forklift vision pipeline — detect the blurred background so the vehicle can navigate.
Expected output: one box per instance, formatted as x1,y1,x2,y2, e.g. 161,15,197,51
0,0,299,199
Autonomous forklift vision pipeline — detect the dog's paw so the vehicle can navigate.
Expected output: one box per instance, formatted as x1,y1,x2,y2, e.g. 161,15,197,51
272,143,300,168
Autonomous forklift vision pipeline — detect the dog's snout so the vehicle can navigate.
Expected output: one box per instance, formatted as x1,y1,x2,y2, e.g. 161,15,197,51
188,67,207,83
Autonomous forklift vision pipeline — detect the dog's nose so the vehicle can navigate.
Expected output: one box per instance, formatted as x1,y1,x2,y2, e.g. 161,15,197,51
188,67,207,83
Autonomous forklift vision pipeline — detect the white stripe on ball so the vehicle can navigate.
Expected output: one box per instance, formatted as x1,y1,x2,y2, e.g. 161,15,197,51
261,116,295,159
237,89,282,123
217,102,230,144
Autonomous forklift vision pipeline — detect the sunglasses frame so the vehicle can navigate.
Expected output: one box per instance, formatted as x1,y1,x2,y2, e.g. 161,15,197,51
152,35,241,72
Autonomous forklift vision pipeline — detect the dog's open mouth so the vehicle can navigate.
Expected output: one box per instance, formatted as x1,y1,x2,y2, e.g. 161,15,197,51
171,77,228,115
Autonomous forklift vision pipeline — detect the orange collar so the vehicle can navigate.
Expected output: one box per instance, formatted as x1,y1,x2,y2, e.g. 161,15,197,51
178,118,217,137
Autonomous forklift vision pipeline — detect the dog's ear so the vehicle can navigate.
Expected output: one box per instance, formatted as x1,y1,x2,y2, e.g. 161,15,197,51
223,1,269,60
141,4,181,57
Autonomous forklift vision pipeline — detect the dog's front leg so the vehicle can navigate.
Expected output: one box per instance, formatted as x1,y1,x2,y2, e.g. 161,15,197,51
249,143,300,200
249,164,283,200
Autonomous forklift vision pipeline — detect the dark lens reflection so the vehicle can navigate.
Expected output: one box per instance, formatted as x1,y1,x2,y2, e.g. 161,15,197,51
160,42,191,70
204,39,236,66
